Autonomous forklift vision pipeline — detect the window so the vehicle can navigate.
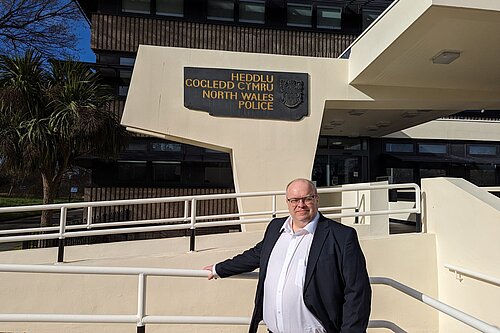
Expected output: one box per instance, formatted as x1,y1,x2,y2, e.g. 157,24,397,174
119,56,136,66
328,138,366,151
207,0,234,21
287,3,312,27
468,145,497,156
117,161,147,182
118,69,132,97
152,162,181,182
386,168,414,184
125,142,148,151
239,0,265,24
420,168,446,179
470,166,496,186
119,70,132,80
122,0,150,14
151,142,182,152
362,9,382,30
317,6,341,30
118,85,129,97
385,143,413,153
418,144,447,154
205,166,232,184
156,0,183,17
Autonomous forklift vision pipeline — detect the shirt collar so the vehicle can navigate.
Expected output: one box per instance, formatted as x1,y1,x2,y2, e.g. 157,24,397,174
281,212,320,235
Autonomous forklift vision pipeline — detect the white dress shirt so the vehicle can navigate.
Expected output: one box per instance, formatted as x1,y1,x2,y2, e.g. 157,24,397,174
263,213,325,333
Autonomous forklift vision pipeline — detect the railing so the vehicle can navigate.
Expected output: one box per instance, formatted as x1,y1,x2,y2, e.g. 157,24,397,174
482,186,500,193
0,264,498,333
0,183,421,262
339,0,400,59
445,264,500,287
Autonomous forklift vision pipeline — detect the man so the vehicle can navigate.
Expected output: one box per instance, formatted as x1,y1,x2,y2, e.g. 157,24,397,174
204,178,371,333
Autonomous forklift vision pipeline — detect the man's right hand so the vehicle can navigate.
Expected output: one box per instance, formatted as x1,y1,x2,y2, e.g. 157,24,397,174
203,264,215,280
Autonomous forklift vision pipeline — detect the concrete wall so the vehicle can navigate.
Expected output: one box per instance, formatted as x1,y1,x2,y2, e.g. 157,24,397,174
121,46,353,217
422,177,500,332
0,231,438,333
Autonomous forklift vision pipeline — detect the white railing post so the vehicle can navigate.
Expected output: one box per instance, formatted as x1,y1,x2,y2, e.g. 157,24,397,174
86,206,93,229
183,200,189,223
414,184,422,232
57,207,67,263
272,195,277,218
189,199,196,251
355,190,360,224
136,273,147,333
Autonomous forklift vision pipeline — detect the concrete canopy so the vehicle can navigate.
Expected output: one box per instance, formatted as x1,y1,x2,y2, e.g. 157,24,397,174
321,0,500,137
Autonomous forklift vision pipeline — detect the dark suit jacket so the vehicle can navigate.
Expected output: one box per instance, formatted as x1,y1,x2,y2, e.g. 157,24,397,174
216,213,371,333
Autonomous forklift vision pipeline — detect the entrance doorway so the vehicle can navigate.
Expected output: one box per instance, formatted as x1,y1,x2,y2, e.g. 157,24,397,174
312,137,369,187
313,156,364,186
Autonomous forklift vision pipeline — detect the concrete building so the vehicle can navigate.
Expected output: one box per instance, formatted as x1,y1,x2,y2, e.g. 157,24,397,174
76,0,500,198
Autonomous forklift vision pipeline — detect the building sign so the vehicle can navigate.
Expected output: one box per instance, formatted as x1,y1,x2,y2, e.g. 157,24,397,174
184,67,308,121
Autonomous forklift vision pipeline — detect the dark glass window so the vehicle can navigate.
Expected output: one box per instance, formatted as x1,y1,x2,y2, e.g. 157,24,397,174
385,143,414,153
151,142,182,152
362,9,382,30
470,166,496,185
205,166,232,184
287,3,312,27
118,86,129,97
387,168,414,183
420,168,446,179
118,69,132,97
207,0,234,21
119,57,136,66
125,142,148,151
156,0,183,17
418,144,447,154
152,162,181,182
317,6,341,30
328,138,365,151
122,0,150,14
239,1,265,24
317,137,328,149
468,145,497,156
117,161,147,182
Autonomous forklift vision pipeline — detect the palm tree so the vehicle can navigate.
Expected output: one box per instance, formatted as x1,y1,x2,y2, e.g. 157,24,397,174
0,50,128,227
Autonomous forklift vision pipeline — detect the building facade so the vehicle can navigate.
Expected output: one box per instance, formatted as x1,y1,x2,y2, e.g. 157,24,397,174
77,0,500,193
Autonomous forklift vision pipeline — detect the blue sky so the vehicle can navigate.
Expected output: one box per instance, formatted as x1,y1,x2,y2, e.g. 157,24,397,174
75,20,95,63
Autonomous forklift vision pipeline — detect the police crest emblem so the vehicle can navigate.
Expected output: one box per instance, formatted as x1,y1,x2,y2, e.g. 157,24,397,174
279,79,304,108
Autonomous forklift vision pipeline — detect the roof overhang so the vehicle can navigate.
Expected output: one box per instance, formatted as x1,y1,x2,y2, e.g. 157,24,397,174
321,0,500,137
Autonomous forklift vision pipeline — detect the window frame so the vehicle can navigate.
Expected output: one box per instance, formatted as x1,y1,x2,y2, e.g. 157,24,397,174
287,3,313,28
316,5,342,30
207,0,235,22
121,0,151,14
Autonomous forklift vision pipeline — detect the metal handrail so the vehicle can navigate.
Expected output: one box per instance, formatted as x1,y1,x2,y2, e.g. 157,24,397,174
370,277,499,333
445,264,500,287
338,0,400,59
0,264,497,333
481,187,500,192
0,183,421,260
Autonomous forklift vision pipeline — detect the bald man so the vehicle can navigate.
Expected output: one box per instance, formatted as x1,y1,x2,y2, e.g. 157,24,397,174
204,178,371,333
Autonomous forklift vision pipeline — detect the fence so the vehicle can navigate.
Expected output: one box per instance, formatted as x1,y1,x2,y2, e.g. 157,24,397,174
0,183,421,262
0,264,497,333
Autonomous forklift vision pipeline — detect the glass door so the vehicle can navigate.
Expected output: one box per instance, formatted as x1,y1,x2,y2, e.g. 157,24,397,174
312,155,365,186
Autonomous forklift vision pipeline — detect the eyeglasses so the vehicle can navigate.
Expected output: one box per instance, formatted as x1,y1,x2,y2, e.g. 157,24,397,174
287,195,317,206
